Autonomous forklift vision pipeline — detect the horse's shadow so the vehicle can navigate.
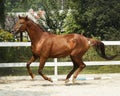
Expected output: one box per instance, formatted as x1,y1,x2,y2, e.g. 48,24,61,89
65,82,91,86
0,78,92,87
33,82,92,87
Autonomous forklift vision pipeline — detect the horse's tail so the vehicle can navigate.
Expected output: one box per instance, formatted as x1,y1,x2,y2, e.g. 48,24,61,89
89,38,117,60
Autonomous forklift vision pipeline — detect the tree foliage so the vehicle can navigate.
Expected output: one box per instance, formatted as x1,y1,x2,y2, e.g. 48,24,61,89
38,0,69,33
0,29,14,41
66,0,120,40
63,9,82,34
1,0,120,40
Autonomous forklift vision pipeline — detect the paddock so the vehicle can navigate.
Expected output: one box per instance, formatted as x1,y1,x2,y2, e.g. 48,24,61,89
0,42,120,96
0,73,120,96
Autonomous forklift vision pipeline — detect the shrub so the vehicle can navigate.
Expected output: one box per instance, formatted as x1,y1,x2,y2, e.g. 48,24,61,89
0,29,14,41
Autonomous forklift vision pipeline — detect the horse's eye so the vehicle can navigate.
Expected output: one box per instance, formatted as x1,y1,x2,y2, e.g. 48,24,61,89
20,23,23,26
19,22,23,24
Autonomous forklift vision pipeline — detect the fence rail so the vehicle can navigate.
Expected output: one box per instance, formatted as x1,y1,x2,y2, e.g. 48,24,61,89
0,61,120,67
0,41,120,75
0,41,120,47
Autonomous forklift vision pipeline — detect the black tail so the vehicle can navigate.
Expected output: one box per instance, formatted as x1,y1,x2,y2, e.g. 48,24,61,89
90,39,117,60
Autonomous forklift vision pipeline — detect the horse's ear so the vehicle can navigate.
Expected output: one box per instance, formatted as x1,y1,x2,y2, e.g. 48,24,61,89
18,15,21,19
25,15,29,21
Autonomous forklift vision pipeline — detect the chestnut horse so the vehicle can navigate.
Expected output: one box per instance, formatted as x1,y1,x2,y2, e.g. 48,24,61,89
13,16,117,83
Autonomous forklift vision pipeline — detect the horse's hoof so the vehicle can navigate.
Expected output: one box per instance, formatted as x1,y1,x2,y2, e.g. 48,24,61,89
72,78,76,84
48,78,53,83
65,79,69,83
31,74,35,80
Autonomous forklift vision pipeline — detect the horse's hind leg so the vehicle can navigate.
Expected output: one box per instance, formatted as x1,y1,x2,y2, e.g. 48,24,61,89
65,56,79,83
27,55,38,79
72,60,86,83
38,57,53,82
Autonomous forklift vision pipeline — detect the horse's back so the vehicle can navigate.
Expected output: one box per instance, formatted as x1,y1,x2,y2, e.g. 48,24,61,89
47,33,89,58
62,34,90,56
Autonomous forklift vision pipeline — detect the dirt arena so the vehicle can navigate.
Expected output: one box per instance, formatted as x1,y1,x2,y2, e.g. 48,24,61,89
0,73,120,96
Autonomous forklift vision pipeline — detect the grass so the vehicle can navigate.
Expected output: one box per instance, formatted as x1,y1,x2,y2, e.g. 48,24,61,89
0,65,120,76
0,45,120,76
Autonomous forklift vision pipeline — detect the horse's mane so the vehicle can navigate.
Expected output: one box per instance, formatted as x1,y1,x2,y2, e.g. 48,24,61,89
27,17,45,32
36,24,45,32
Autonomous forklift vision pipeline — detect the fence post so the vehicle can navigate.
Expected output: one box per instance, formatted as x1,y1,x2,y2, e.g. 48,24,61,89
53,58,59,81
54,58,58,76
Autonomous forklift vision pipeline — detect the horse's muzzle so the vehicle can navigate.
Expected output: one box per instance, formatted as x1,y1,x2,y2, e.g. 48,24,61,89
11,30,19,36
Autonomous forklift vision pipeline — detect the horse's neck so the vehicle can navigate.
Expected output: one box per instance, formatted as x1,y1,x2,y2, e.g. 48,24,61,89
26,22,44,43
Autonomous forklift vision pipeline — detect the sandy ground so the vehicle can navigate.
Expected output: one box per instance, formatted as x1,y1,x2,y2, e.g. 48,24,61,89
0,73,120,96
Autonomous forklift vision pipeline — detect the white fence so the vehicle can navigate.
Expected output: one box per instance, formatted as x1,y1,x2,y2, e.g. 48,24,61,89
0,41,120,75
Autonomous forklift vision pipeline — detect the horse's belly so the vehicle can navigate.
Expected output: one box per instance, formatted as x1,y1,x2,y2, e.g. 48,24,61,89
49,40,76,58
50,48,71,58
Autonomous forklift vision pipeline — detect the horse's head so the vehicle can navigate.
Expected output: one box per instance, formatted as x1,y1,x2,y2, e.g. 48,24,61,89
12,15,29,34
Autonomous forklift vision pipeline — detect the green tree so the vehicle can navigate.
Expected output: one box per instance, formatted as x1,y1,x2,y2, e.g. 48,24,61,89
63,9,82,34
4,0,120,40
5,0,32,12
0,0,5,29
40,0,68,34
66,0,120,40
6,0,69,34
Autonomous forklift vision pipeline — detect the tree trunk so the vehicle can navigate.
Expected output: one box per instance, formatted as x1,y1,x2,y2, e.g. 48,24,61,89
0,0,5,29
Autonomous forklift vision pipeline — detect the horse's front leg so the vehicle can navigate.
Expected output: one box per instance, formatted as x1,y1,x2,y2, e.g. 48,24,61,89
38,57,53,82
26,55,38,79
